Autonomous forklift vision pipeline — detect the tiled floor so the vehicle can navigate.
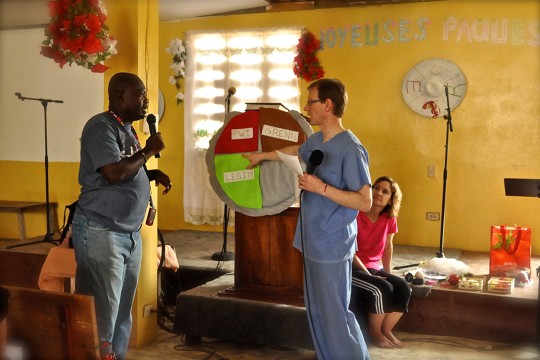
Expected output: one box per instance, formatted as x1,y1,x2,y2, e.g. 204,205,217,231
2,230,539,360
125,229,540,360
128,327,540,360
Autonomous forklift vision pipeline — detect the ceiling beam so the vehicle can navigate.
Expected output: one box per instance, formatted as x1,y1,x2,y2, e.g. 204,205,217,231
265,1,314,12
265,0,444,9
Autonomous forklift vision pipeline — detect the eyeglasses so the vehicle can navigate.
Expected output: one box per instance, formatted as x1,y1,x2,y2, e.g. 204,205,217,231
306,99,322,105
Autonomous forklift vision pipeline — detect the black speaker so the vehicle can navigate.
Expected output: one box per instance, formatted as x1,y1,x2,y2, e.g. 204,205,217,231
160,268,182,307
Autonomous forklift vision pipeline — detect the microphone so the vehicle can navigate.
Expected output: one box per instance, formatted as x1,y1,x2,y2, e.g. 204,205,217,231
146,114,160,158
15,92,23,100
300,150,324,197
226,87,236,101
306,149,324,174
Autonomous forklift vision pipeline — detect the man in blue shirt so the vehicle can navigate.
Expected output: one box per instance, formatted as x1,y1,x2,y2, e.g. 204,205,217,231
72,72,172,360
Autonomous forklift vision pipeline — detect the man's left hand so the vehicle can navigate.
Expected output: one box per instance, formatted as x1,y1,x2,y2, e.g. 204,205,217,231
153,170,172,194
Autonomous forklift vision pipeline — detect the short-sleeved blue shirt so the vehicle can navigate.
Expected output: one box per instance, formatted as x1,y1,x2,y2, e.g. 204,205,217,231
77,112,150,232
293,130,371,262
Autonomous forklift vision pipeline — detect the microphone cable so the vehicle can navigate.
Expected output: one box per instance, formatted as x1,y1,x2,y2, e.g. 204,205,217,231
157,228,177,332
298,191,326,360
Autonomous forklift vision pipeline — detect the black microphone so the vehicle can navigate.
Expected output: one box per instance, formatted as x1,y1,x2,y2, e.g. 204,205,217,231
226,86,236,101
300,150,324,197
306,149,324,174
146,114,160,158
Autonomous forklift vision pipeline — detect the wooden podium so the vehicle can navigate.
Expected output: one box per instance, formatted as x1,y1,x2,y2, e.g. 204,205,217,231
219,206,305,306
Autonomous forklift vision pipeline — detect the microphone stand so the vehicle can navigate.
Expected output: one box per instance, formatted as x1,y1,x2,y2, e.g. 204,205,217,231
437,84,454,258
394,85,454,270
211,91,234,261
7,93,63,249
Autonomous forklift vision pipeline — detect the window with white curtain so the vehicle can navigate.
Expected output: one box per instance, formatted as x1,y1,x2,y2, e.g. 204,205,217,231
183,28,302,226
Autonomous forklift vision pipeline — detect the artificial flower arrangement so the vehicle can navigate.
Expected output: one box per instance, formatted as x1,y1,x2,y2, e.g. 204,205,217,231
293,31,324,82
40,0,117,73
165,38,187,104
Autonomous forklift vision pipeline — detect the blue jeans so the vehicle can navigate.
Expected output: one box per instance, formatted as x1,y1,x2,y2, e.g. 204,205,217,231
71,212,142,360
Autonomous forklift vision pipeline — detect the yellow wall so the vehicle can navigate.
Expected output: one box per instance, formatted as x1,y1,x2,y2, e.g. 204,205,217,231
0,0,537,347
157,0,540,253
1,1,538,254
0,162,80,238
104,0,160,347
0,0,159,347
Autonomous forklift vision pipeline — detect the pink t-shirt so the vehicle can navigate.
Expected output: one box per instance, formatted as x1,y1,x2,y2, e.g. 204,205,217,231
355,212,398,270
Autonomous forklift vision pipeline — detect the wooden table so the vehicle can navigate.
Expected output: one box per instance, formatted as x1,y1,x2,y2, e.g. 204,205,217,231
0,201,59,240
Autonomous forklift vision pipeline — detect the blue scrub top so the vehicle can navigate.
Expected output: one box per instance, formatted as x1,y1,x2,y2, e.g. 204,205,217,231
294,130,371,262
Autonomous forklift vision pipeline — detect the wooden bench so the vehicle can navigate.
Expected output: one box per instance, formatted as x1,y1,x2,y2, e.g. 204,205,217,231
4,285,99,359
0,201,59,240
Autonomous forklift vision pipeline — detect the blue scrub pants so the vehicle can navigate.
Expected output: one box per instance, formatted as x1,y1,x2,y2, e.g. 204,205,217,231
303,256,370,360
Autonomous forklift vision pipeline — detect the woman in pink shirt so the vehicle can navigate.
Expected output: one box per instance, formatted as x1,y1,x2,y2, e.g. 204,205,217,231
351,176,411,349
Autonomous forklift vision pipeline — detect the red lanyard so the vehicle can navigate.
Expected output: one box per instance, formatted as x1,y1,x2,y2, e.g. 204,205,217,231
109,110,141,150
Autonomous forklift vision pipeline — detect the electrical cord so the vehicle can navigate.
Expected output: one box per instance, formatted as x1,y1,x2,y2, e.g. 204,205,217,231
173,335,231,360
299,191,326,360
157,228,179,333
172,336,306,359
220,206,230,255
401,337,481,350
400,336,523,352
156,229,227,333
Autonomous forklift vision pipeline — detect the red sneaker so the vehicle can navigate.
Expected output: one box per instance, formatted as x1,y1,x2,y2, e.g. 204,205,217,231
99,342,117,360
100,354,117,360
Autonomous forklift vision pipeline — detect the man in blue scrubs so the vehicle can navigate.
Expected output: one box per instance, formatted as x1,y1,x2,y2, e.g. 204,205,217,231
244,78,372,359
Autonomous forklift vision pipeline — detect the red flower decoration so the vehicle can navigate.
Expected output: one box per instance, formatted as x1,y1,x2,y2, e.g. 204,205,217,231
40,0,117,73
293,31,324,82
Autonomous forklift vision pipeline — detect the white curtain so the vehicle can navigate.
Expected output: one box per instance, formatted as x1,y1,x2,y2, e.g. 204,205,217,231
183,28,302,225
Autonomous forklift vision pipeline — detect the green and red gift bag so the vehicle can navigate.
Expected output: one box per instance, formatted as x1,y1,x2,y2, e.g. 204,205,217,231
489,225,532,285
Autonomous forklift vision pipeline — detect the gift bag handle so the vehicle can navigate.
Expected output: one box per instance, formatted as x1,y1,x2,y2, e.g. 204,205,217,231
500,225,522,255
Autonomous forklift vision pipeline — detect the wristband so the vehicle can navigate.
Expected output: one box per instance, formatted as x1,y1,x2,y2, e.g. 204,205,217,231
140,151,148,163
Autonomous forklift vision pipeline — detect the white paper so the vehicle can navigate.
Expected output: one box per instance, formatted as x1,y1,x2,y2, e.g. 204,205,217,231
276,150,303,176
276,150,303,200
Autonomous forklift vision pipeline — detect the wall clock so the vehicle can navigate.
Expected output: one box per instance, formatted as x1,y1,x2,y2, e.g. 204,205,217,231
402,58,467,118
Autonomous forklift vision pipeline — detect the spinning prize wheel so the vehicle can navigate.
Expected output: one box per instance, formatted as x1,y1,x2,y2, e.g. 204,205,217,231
206,107,313,216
